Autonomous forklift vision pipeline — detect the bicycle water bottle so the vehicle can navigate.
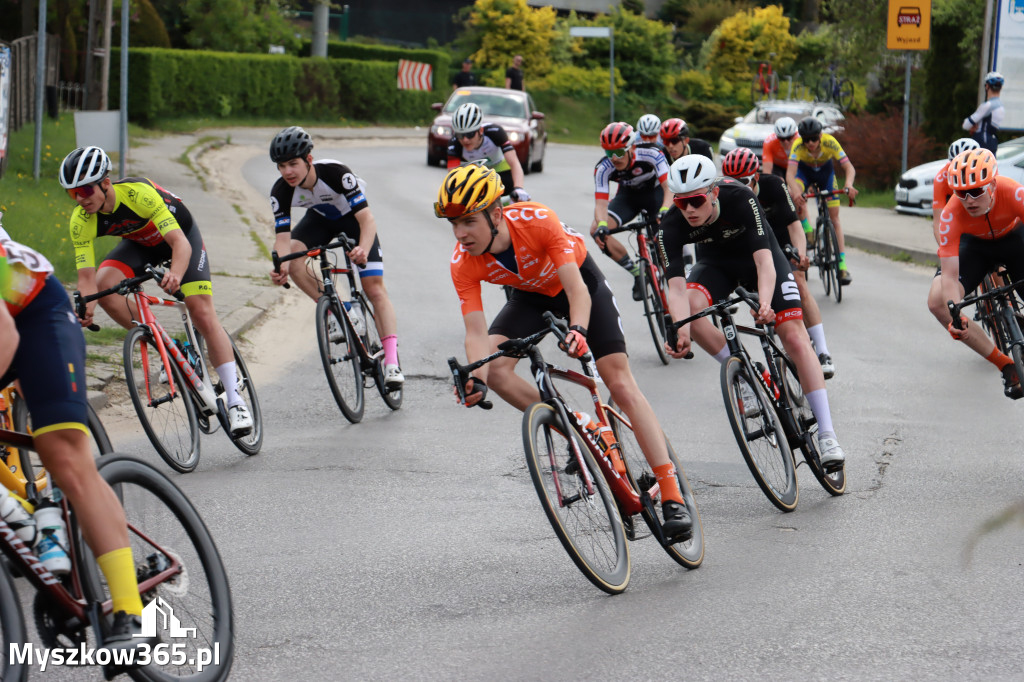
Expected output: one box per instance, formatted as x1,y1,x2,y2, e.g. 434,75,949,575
33,499,70,575
0,488,35,544
574,412,626,475
344,300,366,337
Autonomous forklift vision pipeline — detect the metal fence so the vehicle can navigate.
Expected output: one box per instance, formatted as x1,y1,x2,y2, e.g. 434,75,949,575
5,34,61,134
58,80,85,112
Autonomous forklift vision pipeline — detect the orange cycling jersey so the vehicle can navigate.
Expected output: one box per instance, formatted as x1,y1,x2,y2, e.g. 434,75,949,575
451,203,587,316
937,175,1024,258
932,161,951,213
761,133,793,168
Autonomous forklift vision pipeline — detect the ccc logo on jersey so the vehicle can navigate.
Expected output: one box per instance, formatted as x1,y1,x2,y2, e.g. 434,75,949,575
505,207,549,222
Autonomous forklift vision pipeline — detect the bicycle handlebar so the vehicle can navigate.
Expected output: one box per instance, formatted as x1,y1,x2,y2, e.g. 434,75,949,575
271,235,358,290
604,210,657,237
73,264,178,331
801,186,855,207
947,275,1024,329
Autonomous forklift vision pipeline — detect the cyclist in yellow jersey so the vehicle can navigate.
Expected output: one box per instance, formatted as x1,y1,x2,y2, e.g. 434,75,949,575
786,117,858,284
0,216,158,655
60,146,253,435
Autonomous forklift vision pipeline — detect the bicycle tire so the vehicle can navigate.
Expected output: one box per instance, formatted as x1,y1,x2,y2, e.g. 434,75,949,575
825,214,843,303
78,455,234,682
768,71,779,99
837,78,854,110
124,327,201,473
816,212,837,298
522,402,630,594
774,357,845,496
86,401,114,455
816,75,833,102
189,328,217,436
638,260,670,365
222,335,263,456
606,404,704,569
721,356,798,511
0,555,28,682
363,301,403,411
315,296,364,423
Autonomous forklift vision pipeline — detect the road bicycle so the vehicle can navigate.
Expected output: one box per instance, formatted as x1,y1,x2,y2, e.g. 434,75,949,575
448,311,703,594
803,185,852,303
605,210,672,364
0,379,233,681
816,62,854,110
272,234,402,424
750,54,779,103
950,270,1024,396
671,287,845,512
75,264,263,473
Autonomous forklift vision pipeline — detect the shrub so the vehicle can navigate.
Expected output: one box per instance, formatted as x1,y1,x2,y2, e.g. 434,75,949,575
674,70,714,100
835,109,943,191
533,65,623,97
680,100,744,141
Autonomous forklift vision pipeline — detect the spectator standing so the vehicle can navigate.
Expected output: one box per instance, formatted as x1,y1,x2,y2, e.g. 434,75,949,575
963,71,1005,154
452,59,475,90
505,55,524,91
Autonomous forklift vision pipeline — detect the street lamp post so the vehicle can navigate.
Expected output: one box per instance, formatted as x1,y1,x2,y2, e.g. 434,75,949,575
569,26,614,123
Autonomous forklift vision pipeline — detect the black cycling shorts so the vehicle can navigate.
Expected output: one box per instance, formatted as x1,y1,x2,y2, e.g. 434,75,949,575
101,225,212,297
958,227,1024,294
607,187,664,230
687,248,804,326
488,254,627,359
0,276,89,436
291,210,384,278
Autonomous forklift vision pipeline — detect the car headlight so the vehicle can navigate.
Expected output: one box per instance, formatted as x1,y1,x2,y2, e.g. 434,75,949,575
432,125,449,137
507,131,522,142
721,129,736,142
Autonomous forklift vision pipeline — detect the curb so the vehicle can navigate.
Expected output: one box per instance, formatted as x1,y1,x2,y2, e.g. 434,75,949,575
845,235,937,269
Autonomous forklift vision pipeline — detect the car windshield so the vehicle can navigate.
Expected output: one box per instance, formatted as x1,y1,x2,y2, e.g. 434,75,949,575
996,142,1024,162
446,91,527,119
747,106,812,125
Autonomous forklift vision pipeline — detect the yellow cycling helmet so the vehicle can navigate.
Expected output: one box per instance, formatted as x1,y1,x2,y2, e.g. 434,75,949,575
434,162,505,220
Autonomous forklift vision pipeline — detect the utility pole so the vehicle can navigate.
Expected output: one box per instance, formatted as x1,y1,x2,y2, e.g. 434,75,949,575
84,0,113,110
312,1,330,57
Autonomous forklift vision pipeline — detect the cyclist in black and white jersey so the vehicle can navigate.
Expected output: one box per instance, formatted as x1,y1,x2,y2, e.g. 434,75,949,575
592,121,672,300
659,154,846,469
635,113,665,153
447,103,529,204
267,126,403,389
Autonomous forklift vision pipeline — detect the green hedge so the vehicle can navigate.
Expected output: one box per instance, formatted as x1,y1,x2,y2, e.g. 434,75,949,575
112,48,439,124
298,40,449,92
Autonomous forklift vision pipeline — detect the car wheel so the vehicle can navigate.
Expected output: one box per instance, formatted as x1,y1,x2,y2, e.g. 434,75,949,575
427,149,441,167
523,144,532,176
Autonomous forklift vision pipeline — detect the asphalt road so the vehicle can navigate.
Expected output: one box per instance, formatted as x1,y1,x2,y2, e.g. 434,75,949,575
33,140,1024,680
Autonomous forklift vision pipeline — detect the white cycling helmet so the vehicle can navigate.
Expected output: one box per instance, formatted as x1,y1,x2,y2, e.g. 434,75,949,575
637,113,662,138
948,137,980,161
668,154,717,194
774,116,798,139
985,71,1005,88
59,146,111,189
452,103,483,135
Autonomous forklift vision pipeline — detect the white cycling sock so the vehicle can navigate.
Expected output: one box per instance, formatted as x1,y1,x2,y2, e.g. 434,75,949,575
806,324,829,356
713,345,731,363
215,361,242,408
806,388,834,436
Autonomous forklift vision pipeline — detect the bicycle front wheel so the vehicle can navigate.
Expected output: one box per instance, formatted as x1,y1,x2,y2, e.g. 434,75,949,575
638,261,670,365
316,296,364,423
721,356,798,511
0,556,27,682
815,212,835,297
824,215,842,303
775,357,845,495
522,402,630,594
607,404,704,569
124,327,201,473
223,335,263,456
90,455,234,682
837,78,854,110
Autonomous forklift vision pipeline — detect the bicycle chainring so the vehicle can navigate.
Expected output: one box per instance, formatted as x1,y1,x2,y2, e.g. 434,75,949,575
34,592,88,649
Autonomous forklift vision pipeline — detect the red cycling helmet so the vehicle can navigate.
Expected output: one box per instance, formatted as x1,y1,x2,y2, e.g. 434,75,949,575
721,148,761,179
659,118,689,142
600,122,635,150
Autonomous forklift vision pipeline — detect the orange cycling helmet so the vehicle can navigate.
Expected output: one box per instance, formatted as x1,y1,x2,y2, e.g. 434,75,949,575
948,149,998,191
660,118,689,142
600,122,635,150
722,148,760,179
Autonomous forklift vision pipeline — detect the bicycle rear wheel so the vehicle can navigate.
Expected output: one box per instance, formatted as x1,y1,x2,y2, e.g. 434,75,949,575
606,404,704,569
638,260,670,365
315,296,364,423
775,357,845,495
0,555,27,682
837,79,854,110
721,356,798,511
86,455,234,682
124,327,201,473
522,402,630,594
222,335,263,456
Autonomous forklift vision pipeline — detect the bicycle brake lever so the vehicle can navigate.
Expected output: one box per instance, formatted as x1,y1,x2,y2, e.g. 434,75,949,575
271,250,291,289
947,300,964,329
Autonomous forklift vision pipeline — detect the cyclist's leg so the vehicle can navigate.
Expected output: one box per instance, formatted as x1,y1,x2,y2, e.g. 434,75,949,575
595,194,636,265
791,173,812,237
288,211,338,302
94,240,154,328
824,172,848,266
485,295,547,410
683,263,731,357
927,266,999,358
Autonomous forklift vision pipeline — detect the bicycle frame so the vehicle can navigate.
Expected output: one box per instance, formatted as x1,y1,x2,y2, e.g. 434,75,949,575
609,211,668,310
951,273,1024,352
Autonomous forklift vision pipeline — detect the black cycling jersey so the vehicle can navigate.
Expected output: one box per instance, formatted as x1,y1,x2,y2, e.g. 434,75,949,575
270,160,367,234
447,124,514,169
754,174,798,248
593,146,668,197
687,138,715,163
658,180,778,280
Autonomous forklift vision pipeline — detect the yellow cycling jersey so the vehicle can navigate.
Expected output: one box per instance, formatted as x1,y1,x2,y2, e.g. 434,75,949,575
788,133,847,170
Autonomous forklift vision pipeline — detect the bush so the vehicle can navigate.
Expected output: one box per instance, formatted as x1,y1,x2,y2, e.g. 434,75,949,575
835,109,943,191
679,100,744,140
674,70,714,100
300,40,451,92
533,65,623,97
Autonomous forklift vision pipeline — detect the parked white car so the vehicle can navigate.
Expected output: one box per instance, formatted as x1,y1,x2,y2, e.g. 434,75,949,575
895,137,1024,216
718,100,845,158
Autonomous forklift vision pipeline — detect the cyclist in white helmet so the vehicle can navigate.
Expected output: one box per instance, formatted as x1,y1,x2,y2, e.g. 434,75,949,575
761,116,799,179
447,102,530,203
635,113,665,153
963,72,1005,153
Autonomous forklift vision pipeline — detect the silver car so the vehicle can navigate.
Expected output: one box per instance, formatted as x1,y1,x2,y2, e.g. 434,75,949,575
894,137,1024,216
718,100,845,158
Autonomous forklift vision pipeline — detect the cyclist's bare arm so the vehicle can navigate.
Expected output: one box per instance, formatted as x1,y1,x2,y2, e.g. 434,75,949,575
659,178,673,212
0,304,17,377
504,148,525,189
785,163,804,207
939,256,963,306
753,248,776,323
839,157,858,199
786,220,809,269
461,310,492,406
762,157,775,175
75,266,100,325
557,263,592,331
162,228,192,294
352,210,378,266
593,197,611,228
271,232,293,283
665,276,692,358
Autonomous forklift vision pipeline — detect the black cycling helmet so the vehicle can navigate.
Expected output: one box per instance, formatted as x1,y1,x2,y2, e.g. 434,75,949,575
797,116,823,140
270,126,314,163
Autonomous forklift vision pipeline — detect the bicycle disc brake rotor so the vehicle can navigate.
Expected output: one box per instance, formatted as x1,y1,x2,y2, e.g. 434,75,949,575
137,547,189,600
34,592,87,648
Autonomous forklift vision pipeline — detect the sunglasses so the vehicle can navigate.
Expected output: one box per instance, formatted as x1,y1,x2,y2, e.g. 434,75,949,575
458,130,479,140
67,184,98,200
778,135,795,142
804,137,821,144
673,190,713,211
735,174,757,186
662,137,684,145
604,148,629,159
954,186,988,200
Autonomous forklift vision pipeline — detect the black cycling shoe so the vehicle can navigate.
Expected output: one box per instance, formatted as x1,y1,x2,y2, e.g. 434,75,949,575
632,275,644,301
103,611,159,663
1002,365,1023,399
839,268,852,285
661,500,693,543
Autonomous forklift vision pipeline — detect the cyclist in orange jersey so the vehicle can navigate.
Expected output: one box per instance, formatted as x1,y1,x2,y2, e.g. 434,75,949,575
439,162,692,540
760,116,799,179
938,148,1024,398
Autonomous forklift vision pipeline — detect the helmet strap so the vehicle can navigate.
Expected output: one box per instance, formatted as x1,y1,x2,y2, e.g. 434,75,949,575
299,159,315,189
482,203,501,254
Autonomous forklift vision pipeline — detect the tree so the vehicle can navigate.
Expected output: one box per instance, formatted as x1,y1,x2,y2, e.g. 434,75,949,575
181,0,300,53
465,0,559,78
703,5,798,82
580,6,676,97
